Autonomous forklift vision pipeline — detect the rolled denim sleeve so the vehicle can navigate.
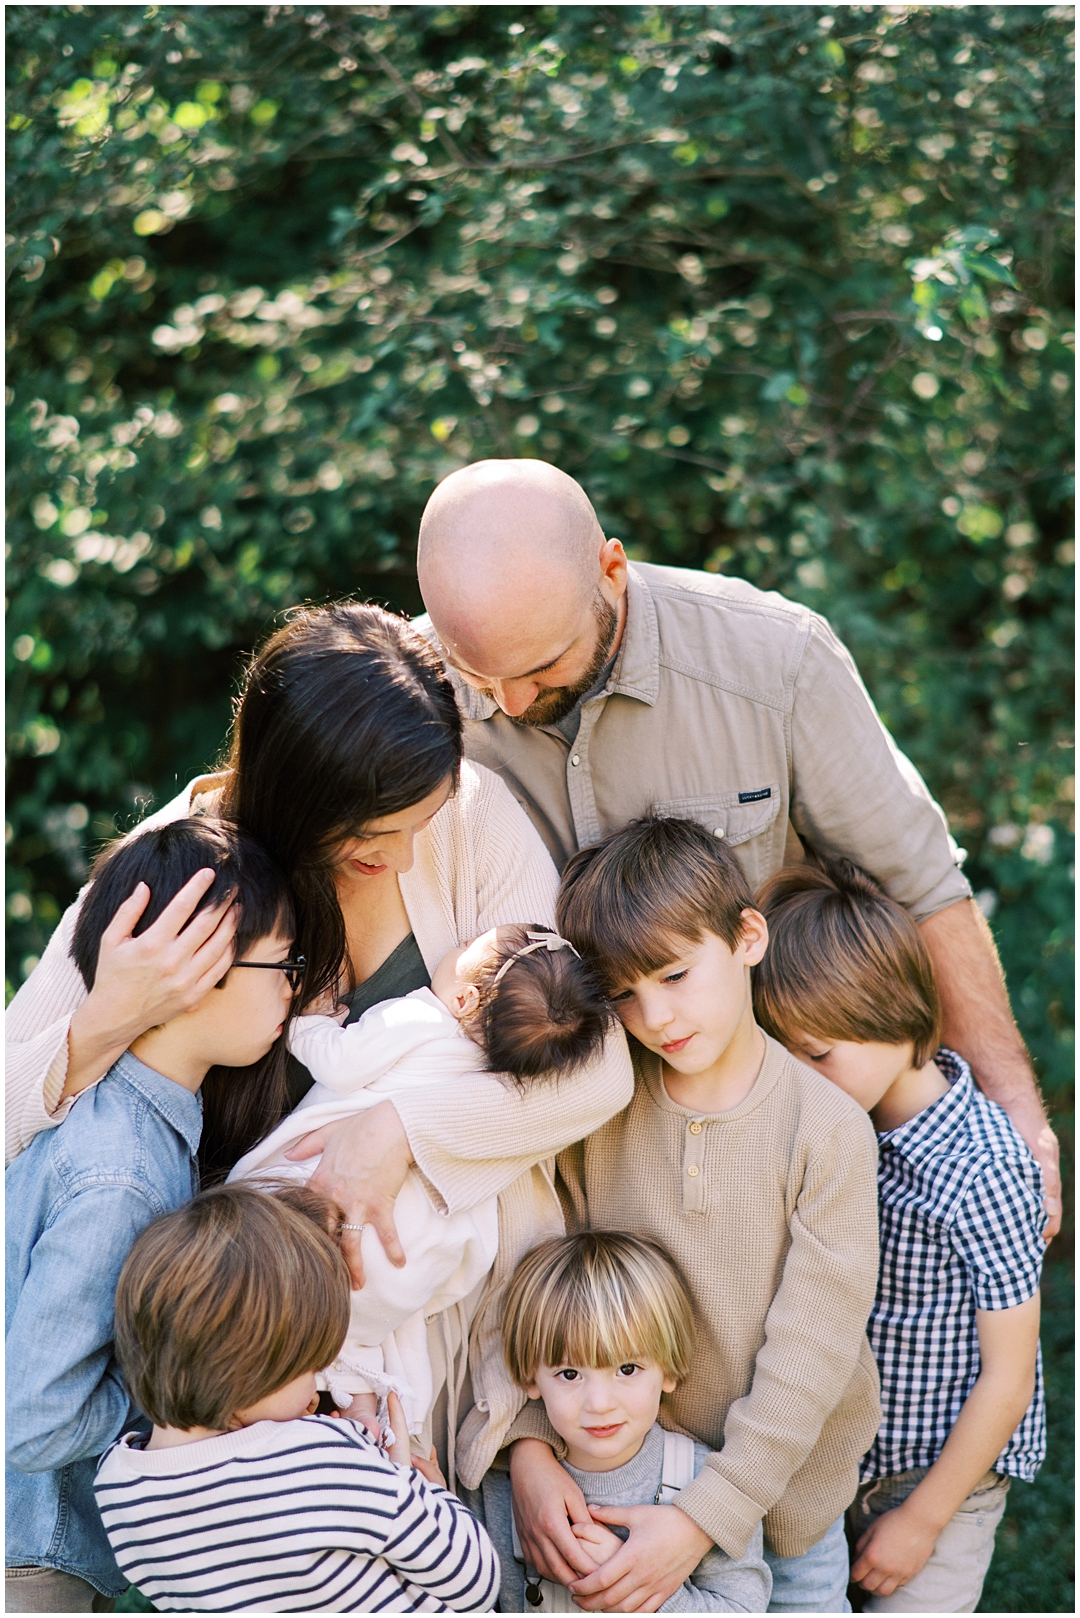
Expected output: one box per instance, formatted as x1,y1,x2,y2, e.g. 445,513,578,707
6,1183,152,1472
789,615,971,923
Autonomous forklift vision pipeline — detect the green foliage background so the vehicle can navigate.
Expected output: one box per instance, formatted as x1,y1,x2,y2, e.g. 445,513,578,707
6,8,1074,1609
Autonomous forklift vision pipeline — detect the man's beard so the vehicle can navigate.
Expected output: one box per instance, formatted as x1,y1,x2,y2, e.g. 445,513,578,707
499,594,620,729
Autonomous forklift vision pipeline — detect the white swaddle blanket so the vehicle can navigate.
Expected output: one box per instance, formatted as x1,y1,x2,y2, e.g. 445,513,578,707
227,988,499,1437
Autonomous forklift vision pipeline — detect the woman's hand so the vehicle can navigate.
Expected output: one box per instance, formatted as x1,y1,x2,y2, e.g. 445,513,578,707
509,1439,597,1584
286,1101,413,1288
63,869,238,1104
569,1504,712,1613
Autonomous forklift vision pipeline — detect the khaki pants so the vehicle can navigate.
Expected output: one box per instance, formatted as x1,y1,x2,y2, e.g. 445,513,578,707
848,1468,1009,1613
5,1566,116,1612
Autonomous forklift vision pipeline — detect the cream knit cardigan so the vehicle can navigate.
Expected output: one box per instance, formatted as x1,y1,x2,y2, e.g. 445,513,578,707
4,760,634,1484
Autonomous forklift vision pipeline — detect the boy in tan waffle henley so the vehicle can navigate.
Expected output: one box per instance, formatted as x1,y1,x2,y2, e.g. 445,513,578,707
501,815,880,1614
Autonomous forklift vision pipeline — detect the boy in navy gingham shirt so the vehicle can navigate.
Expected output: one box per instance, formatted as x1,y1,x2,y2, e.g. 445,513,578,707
755,854,1045,1614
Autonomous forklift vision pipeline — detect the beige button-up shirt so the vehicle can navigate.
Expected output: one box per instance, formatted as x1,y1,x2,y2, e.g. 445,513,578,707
419,562,970,922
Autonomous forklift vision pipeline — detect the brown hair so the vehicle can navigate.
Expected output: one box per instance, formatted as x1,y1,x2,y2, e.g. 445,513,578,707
502,1231,695,1388
753,852,942,1066
464,925,611,1084
556,815,757,991
114,1184,350,1432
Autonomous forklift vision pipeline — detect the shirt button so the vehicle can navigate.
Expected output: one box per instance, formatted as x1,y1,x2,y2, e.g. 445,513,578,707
689,1121,703,1135
713,827,725,838
687,1164,699,1177
571,755,581,767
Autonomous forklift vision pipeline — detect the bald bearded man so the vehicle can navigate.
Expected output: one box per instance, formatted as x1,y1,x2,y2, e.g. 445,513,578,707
414,459,1059,1239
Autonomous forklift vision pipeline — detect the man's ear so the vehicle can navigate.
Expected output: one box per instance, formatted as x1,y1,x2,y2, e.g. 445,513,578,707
598,536,628,601
737,907,769,968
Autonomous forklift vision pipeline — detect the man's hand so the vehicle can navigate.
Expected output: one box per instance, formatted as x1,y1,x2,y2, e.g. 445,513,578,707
510,1439,597,1584
851,1502,939,1598
286,1101,412,1288
1014,1111,1062,1241
568,1504,712,1613
64,869,238,1103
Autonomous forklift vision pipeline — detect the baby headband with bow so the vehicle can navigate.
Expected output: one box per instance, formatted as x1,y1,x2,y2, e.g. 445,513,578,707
491,928,581,986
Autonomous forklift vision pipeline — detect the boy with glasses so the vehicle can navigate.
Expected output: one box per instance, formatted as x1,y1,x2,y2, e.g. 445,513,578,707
6,820,296,1613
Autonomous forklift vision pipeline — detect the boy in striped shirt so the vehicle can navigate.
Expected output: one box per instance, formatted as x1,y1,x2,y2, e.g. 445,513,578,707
755,853,1045,1614
95,1185,498,1614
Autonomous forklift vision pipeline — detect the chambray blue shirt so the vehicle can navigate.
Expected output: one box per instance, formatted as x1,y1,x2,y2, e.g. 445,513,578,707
6,1051,202,1595
862,1049,1046,1484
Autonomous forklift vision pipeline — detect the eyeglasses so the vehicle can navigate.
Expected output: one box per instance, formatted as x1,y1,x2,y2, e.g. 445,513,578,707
231,956,306,993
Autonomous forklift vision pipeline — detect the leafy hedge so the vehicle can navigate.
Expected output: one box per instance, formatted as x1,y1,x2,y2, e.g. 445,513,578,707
5,10,1075,1610
7,4,1073,1126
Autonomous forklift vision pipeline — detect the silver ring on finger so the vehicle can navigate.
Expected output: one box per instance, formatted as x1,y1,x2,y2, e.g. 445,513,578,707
341,1222,367,1232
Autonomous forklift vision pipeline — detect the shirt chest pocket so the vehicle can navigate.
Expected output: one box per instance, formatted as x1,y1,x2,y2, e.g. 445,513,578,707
653,785,782,849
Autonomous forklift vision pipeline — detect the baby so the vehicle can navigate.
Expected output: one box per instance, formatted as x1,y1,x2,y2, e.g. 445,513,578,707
230,924,609,1443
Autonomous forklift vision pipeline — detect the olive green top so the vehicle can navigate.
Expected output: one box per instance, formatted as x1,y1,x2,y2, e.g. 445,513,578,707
284,933,430,1110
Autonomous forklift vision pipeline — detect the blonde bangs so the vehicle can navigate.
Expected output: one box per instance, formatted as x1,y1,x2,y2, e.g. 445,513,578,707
503,1232,694,1387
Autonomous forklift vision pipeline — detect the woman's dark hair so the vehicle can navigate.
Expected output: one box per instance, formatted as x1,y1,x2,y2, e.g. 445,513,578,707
220,602,463,1013
71,818,297,1184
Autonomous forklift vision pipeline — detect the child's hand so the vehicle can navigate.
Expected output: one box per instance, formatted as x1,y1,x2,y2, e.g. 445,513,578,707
510,1439,597,1583
569,1518,624,1571
410,1445,447,1490
851,1502,940,1597
305,987,349,1021
383,1391,413,1468
568,1504,711,1612
340,1391,381,1440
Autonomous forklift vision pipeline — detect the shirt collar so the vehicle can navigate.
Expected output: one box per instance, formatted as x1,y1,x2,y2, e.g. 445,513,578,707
418,564,661,724
110,1049,204,1157
876,1048,972,1163
606,565,660,707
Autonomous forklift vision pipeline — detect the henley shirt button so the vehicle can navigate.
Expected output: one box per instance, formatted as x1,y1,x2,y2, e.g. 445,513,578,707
571,755,581,766
689,1121,702,1134
687,1164,699,1177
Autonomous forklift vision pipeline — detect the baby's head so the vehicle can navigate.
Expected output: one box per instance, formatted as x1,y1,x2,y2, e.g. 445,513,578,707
502,1231,694,1471
429,923,611,1084
753,852,942,1108
114,1184,350,1436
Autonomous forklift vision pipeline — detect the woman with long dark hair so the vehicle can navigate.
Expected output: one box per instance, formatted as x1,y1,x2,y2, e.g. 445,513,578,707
7,601,633,1481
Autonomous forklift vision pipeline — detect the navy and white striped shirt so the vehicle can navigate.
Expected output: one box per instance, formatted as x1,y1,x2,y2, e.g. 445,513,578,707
862,1049,1046,1484
94,1415,499,1612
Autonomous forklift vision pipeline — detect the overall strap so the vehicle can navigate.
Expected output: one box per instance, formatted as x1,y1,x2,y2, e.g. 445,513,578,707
654,1429,697,1504
512,1518,579,1611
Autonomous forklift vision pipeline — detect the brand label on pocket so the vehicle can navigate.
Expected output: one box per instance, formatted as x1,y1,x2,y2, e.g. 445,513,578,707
738,788,772,804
